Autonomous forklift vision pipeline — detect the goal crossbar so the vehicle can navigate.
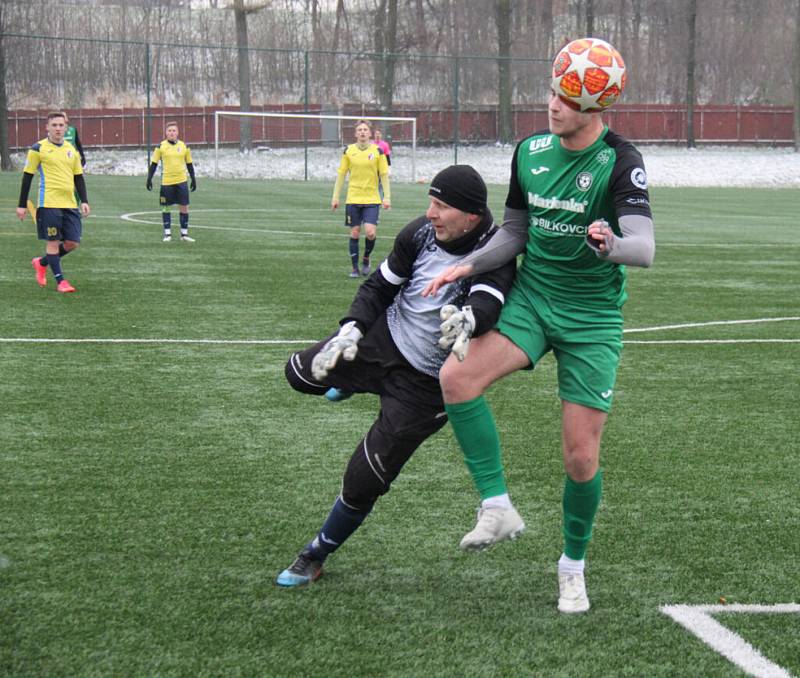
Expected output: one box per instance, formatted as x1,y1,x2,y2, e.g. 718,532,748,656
213,111,417,182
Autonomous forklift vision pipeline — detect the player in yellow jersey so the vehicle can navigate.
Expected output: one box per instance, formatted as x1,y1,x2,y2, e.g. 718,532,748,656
146,122,197,242
16,111,90,294
331,120,390,277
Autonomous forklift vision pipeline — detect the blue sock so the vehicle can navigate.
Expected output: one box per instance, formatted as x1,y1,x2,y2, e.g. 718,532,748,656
39,245,69,268
363,237,375,262
307,496,371,561
179,212,189,234
349,238,359,271
46,253,64,282
162,210,171,234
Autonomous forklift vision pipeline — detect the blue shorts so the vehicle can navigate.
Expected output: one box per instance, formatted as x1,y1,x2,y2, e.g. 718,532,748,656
36,207,82,243
345,204,380,228
160,182,190,207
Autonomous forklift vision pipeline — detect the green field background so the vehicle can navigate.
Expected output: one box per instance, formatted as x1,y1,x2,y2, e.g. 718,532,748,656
1,173,798,676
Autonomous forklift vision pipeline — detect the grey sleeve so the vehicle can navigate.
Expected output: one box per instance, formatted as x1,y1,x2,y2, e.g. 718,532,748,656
590,213,655,267
458,207,528,275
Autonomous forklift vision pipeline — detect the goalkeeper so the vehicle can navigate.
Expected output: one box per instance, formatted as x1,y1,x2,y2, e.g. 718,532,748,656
277,165,516,587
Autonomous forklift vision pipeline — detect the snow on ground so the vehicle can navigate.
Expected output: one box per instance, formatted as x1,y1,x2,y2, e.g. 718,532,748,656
15,144,800,188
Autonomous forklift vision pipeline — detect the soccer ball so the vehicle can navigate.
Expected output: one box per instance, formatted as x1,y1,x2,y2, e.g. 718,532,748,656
551,38,627,113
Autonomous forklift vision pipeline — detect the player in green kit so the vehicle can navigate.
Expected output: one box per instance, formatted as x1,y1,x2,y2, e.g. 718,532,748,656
423,38,655,614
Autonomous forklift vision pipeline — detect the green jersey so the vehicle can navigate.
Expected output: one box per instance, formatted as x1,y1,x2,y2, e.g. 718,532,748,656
64,125,86,166
506,126,651,309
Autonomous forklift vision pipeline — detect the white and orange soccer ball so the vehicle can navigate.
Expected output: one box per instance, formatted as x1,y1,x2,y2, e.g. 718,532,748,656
551,38,627,113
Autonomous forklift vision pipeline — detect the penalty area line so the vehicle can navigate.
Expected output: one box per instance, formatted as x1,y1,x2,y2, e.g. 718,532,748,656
661,604,800,678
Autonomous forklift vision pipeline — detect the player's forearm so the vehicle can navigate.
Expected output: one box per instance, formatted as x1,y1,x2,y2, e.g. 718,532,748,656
380,173,390,202
74,175,88,204
457,207,528,275
147,162,158,180
332,173,345,202
18,172,34,208
186,162,196,180
593,214,655,267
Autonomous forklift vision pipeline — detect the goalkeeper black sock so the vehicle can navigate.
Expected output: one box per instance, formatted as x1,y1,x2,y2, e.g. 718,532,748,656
349,237,359,271
306,496,370,561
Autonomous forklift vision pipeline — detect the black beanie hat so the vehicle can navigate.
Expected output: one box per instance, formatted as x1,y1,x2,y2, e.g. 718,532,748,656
428,165,487,215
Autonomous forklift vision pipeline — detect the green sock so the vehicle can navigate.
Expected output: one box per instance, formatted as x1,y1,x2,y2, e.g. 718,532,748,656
562,470,603,560
445,396,508,500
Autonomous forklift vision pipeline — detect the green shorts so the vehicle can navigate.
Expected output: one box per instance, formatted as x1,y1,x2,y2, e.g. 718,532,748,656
495,285,623,412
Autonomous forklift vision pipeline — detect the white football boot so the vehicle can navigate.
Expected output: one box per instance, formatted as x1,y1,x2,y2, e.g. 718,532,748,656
557,571,590,613
459,505,525,551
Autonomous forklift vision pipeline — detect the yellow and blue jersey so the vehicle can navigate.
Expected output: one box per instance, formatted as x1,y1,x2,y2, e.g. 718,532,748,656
335,143,390,204
151,139,193,186
23,138,83,208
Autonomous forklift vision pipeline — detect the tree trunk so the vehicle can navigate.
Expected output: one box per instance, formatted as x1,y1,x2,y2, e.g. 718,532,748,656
495,0,513,143
234,0,252,152
585,0,595,37
381,0,398,115
374,0,386,103
686,0,697,148
0,24,11,170
795,0,800,150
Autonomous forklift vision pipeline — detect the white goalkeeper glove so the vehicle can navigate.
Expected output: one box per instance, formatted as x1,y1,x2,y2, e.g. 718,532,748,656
438,304,476,362
311,320,363,380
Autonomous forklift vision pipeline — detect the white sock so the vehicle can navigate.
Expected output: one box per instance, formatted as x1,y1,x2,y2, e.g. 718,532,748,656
558,553,585,576
482,493,513,510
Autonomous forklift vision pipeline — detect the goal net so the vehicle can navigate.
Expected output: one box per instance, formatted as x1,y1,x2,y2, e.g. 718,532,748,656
213,111,417,183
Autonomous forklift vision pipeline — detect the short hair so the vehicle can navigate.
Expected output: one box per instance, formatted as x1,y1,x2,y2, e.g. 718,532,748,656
47,111,66,121
165,121,179,130
354,119,372,130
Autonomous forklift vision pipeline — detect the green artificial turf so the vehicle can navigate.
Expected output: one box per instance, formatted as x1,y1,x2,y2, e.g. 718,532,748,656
1,172,798,676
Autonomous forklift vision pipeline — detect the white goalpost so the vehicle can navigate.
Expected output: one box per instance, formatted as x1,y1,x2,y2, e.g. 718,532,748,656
213,111,417,182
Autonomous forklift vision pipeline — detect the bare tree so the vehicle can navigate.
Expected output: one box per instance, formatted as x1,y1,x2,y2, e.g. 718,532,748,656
0,3,11,170
232,0,268,152
496,0,513,143
686,0,697,148
795,0,800,150
381,0,398,114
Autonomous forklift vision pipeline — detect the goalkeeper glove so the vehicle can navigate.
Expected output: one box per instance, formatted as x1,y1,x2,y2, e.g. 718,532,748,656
311,321,363,380
146,177,153,191
190,177,197,192
438,304,475,362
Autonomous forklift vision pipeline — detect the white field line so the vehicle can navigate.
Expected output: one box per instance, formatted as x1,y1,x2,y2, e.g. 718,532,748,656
661,604,800,678
4,338,794,346
624,317,800,333
0,338,314,345
116,211,800,246
0,317,797,346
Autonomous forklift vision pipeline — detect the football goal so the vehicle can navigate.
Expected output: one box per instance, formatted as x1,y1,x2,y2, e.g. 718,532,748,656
213,111,417,182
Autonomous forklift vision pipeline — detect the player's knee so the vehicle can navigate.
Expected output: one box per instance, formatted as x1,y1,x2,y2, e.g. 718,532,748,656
284,352,327,395
342,462,384,512
64,241,79,252
439,354,476,402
